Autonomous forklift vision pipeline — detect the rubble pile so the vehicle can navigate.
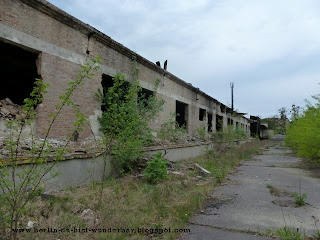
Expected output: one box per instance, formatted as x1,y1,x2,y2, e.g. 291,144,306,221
0,98,25,120
153,133,215,146
0,136,101,159
0,98,215,158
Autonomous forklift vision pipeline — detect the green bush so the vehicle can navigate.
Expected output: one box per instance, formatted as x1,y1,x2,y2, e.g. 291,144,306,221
144,152,168,184
196,125,206,140
213,126,247,152
293,193,307,206
97,73,164,175
286,100,320,162
157,113,187,142
276,226,303,240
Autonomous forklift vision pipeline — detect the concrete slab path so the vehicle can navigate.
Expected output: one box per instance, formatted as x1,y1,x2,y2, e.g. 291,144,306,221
182,135,320,239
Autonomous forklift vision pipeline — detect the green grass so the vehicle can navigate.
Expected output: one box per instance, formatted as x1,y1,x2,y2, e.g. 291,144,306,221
14,140,263,240
313,231,320,240
266,184,293,197
266,184,281,196
293,193,307,206
276,226,305,240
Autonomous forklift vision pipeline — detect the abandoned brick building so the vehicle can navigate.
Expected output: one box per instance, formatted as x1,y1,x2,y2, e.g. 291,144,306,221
0,0,251,141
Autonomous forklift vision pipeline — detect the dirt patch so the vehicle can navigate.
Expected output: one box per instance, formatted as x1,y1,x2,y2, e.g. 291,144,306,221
0,98,25,120
298,160,320,179
272,199,296,208
267,186,293,197
204,195,234,209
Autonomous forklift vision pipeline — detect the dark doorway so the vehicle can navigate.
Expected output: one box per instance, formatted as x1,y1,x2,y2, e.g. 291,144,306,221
176,101,188,128
101,74,114,112
199,108,206,121
138,88,153,107
216,115,223,131
250,115,261,137
101,74,131,112
0,41,39,105
207,113,212,132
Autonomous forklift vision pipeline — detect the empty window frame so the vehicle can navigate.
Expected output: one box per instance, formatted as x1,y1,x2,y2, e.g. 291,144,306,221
207,113,213,132
0,41,39,105
220,105,226,113
176,101,188,128
227,118,233,126
199,108,206,121
216,115,223,132
101,74,130,112
138,88,154,107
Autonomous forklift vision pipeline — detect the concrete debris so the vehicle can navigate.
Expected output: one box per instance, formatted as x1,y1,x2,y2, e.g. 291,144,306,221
133,174,145,179
42,189,60,200
0,136,101,158
194,163,211,175
0,98,24,120
169,171,185,176
80,209,99,226
0,98,214,158
154,133,214,146
26,220,35,229
80,209,92,218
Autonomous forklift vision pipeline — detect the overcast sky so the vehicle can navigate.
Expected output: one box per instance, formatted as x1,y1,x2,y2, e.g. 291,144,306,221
47,0,320,118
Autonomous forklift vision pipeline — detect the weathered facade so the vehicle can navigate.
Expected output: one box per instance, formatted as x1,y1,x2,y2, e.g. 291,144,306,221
0,0,251,140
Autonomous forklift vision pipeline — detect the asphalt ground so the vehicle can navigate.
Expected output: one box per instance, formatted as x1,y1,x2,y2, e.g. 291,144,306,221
182,135,320,239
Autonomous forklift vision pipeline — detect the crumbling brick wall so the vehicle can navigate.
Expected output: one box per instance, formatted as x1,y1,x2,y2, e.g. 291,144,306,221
0,0,251,140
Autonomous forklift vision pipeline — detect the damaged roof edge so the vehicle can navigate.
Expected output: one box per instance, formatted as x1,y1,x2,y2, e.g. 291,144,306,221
20,0,237,111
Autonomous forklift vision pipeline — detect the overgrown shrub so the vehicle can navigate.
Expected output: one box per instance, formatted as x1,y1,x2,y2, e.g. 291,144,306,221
286,97,320,162
157,113,187,142
276,226,304,240
144,152,168,184
0,57,101,240
293,192,307,206
196,125,206,140
97,71,164,175
213,126,247,152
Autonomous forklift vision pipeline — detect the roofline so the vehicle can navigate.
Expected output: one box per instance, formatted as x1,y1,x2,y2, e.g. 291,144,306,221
20,0,241,111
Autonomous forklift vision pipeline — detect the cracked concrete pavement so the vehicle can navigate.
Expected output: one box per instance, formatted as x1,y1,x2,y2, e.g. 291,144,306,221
182,135,320,240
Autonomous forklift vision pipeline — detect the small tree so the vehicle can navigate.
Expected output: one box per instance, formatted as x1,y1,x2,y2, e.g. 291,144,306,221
278,107,288,134
144,152,168,184
96,61,164,176
290,104,301,121
214,126,247,153
157,113,187,143
0,57,101,240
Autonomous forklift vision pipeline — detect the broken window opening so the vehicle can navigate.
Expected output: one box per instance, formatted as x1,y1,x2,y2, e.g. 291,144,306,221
236,122,239,128
101,74,113,112
138,88,154,107
220,105,226,113
0,41,39,119
207,113,212,132
216,115,223,132
176,101,188,129
199,108,206,121
101,74,131,112
227,118,233,126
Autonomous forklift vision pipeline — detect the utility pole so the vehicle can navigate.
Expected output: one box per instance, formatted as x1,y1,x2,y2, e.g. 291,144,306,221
230,82,234,114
